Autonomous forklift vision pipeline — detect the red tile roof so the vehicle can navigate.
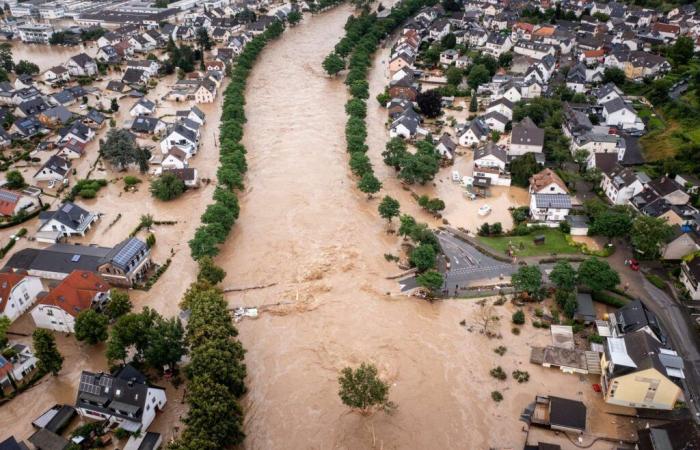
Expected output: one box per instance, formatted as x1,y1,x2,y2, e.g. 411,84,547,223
0,272,27,314
0,189,20,217
37,270,109,318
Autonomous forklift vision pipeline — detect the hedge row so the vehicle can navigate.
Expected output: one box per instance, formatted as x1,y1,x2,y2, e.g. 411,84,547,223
327,0,436,196
188,19,287,260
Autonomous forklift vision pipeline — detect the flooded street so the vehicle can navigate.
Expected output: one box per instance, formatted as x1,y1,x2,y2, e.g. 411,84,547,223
216,7,595,450
10,42,98,72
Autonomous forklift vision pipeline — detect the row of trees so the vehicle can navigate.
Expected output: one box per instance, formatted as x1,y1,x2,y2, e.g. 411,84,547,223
325,13,383,197
189,19,286,260
167,259,248,449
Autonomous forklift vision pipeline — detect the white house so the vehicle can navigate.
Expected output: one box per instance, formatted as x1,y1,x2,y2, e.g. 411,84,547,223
194,80,217,103
76,365,167,434
160,124,199,156
529,169,571,222
473,142,511,186
458,119,489,147
509,117,544,157
601,165,645,205
0,273,43,323
31,271,110,333
65,53,98,77
129,98,156,117
33,155,71,184
601,97,645,132
36,202,99,244
681,258,700,300
43,66,70,83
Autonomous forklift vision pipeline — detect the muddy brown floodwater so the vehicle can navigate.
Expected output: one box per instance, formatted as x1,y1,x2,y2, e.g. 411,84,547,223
215,7,615,450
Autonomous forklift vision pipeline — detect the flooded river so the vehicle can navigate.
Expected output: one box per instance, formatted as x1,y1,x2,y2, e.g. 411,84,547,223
215,7,572,449
10,42,98,72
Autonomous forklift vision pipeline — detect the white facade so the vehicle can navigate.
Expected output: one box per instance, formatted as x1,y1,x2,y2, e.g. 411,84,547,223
0,276,43,322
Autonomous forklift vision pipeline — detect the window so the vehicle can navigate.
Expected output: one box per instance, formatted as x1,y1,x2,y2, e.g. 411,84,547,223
46,309,54,316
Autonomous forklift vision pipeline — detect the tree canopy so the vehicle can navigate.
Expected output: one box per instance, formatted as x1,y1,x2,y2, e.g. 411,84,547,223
100,129,150,172
75,309,109,345
512,265,542,297
378,195,400,222
338,362,394,414
33,329,63,376
577,258,620,292
150,172,186,201
416,89,442,118
549,260,576,291
630,215,674,259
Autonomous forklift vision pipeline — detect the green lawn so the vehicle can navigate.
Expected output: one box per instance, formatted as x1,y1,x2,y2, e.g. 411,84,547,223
477,229,581,257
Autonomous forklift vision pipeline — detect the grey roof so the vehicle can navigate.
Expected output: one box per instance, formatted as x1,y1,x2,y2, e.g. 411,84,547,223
39,202,92,230
104,238,148,271
566,215,589,229
614,300,664,343
483,110,509,125
76,365,159,425
17,98,49,116
574,293,596,321
32,405,76,434
133,98,155,111
42,106,73,124
534,194,571,209
86,109,105,124
28,429,68,450
131,116,162,133
37,155,70,177
603,97,634,115
549,396,586,431
60,122,91,141
0,437,29,450
474,142,507,163
511,119,544,147
70,52,94,68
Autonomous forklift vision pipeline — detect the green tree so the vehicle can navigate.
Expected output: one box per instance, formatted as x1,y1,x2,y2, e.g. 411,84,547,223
150,172,186,201
182,376,245,446
467,64,490,91
573,149,589,171
469,92,477,112
445,66,463,87
100,128,150,172
287,10,302,26
509,153,540,187
197,256,226,285
378,196,400,223
440,32,456,49
589,210,633,240
110,98,119,112
196,27,212,50
398,214,417,237
630,215,674,258
186,339,247,397
498,52,513,68
32,329,63,376
512,265,542,297
105,290,132,320
670,36,694,66
322,53,345,76
511,310,525,325
577,257,620,292
0,43,13,72
144,316,186,370
602,67,626,85
416,270,444,292
5,170,25,190
410,243,436,272
14,60,39,76
416,89,442,118
74,309,109,345
382,137,408,170
397,140,440,185
338,363,393,414
549,260,576,291
426,198,445,215
358,172,381,198
0,316,10,348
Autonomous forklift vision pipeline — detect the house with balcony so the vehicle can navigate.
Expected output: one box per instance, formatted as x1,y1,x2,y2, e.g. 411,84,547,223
600,164,644,205
680,258,700,300
528,169,571,223
36,202,99,244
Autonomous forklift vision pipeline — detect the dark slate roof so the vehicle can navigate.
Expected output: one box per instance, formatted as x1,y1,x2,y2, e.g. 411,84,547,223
575,293,596,321
649,176,684,197
131,116,161,133
614,299,665,343
122,68,146,84
637,420,700,450
75,365,160,423
70,52,94,68
32,405,76,434
17,98,49,116
85,109,105,124
39,202,92,230
137,432,162,450
474,142,507,163
0,437,28,450
549,396,586,431
38,155,70,177
52,90,75,105
27,429,68,450
60,122,91,141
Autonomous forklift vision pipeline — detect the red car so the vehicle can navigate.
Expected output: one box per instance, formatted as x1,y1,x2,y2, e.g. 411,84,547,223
630,259,640,271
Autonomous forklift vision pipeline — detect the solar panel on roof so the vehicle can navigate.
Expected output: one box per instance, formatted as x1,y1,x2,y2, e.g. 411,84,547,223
62,203,74,213
79,373,102,395
71,254,80,262
113,239,143,267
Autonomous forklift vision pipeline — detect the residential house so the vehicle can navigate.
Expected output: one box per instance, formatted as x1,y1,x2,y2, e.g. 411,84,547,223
122,68,150,86
435,133,456,160
473,142,510,186
31,270,110,333
160,124,199,156
509,117,544,157
76,365,166,433
131,116,166,136
681,258,700,300
605,50,671,80
66,53,98,78
57,139,87,160
601,97,644,132
458,119,489,147
0,272,43,322
43,66,70,84
59,122,95,145
37,105,73,127
601,164,644,205
130,98,156,117
36,202,99,243
529,168,571,222
164,168,199,188
5,238,152,287
96,45,120,64
0,343,38,391
175,106,205,126
600,330,684,410
661,228,700,260
636,420,700,450
0,189,40,218
194,79,217,103
126,60,160,78
160,148,189,170
33,155,71,184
